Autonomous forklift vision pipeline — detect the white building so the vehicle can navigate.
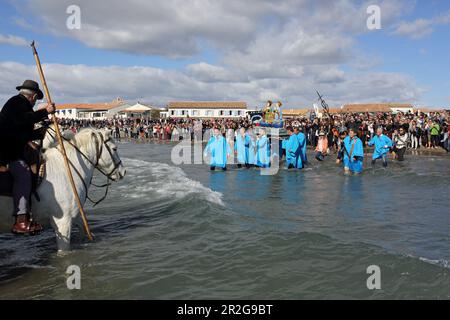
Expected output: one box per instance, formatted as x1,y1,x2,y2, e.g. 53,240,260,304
55,98,128,120
163,101,247,118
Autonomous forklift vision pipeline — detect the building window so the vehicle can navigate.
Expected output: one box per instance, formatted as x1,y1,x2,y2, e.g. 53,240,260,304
237,111,241,116
228,110,233,116
219,110,224,116
171,110,175,116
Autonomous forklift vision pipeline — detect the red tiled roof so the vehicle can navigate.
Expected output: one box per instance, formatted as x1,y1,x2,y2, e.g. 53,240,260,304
168,101,247,109
56,98,125,111
341,103,413,112
282,109,309,116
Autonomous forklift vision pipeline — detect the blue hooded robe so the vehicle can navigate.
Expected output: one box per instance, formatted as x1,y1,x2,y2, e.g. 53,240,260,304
256,135,270,168
247,137,257,165
286,134,303,169
343,136,364,173
235,134,251,164
204,135,231,168
368,134,393,160
296,132,307,166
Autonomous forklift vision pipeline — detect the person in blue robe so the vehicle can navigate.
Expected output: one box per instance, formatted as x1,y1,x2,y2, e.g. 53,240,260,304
367,127,393,167
281,138,288,163
256,129,270,168
204,128,231,171
234,127,251,168
294,127,307,168
246,127,257,166
343,128,364,174
285,126,302,169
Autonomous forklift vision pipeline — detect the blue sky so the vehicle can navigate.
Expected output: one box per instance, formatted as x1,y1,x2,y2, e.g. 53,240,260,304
0,0,449,108
354,0,450,107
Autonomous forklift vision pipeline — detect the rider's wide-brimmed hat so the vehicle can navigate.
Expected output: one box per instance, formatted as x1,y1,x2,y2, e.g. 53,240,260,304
16,80,44,100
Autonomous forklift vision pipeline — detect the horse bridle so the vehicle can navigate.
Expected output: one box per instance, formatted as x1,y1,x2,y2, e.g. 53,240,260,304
91,132,123,179
46,126,122,206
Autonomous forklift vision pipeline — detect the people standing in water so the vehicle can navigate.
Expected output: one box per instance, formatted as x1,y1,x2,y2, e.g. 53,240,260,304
294,127,307,167
256,128,270,168
235,127,251,168
368,127,393,167
336,128,348,164
315,131,328,161
246,126,257,167
285,126,302,169
343,128,364,174
204,127,231,171
392,127,409,161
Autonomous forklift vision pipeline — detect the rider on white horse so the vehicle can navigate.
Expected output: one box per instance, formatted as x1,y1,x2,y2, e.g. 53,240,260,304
0,80,55,235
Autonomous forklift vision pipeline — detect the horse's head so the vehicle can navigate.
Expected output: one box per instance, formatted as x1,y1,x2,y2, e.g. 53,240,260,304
95,129,126,181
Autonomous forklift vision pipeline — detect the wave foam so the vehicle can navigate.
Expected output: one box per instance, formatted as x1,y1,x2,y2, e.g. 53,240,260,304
419,257,450,269
120,158,224,206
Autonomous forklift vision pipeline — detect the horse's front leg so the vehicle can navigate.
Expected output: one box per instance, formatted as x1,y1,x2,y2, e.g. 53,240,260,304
51,215,72,252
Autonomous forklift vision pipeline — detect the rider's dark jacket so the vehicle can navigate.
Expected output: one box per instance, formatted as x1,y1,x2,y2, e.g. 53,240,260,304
0,94,48,164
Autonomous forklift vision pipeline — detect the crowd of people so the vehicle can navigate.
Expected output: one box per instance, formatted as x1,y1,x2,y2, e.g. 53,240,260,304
58,110,449,151
55,110,449,173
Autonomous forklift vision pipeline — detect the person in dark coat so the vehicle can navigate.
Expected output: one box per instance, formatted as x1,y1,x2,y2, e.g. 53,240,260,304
0,80,55,235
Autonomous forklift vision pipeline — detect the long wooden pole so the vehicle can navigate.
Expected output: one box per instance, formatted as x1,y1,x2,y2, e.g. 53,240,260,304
31,41,93,241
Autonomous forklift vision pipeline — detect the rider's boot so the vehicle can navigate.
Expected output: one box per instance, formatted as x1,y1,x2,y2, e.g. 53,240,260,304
11,213,43,235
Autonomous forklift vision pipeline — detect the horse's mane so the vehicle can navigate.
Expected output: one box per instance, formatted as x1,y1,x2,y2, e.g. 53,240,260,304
70,128,99,149
44,127,102,161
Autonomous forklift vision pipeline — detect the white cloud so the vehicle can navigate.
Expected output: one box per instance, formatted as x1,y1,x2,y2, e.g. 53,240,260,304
223,21,353,81
0,61,423,108
19,0,410,57
391,10,450,39
315,68,346,84
0,0,425,107
434,11,450,25
185,63,246,83
0,34,29,46
20,0,274,58
391,19,434,39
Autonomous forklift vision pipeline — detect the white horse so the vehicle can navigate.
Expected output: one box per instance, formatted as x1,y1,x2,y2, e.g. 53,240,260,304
0,128,126,251
41,124,75,150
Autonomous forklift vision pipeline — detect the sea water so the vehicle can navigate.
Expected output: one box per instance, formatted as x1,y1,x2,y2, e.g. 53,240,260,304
0,141,449,299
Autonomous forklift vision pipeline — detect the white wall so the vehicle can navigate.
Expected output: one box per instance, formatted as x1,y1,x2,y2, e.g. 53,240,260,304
55,108,108,120
55,108,78,119
167,108,246,118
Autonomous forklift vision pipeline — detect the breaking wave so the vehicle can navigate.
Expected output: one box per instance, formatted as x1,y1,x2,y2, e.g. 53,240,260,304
119,158,224,206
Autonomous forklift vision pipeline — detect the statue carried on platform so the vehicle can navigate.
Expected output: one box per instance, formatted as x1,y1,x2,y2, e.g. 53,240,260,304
261,100,283,128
